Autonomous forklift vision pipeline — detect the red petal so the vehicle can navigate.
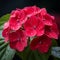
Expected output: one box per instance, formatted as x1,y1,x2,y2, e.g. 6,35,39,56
2,28,10,42
40,8,47,15
30,35,52,53
38,35,52,53
25,28,36,37
10,42,17,49
43,14,54,26
46,22,59,39
24,16,38,29
3,22,9,29
36,21,44,36
16,41,24,51
9,32,18,42
24,6,40,15
9,29,28,51
38,41,51,53
30,37,40,50
36,29,44,36
9,18,21,30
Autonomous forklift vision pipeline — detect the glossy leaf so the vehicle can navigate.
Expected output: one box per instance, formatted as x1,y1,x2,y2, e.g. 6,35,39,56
0,39,15,60
0,14,10,26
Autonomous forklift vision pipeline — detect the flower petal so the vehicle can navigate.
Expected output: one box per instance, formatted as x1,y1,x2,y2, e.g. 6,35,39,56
25,28,36,37
2,28,10,42
9,32,18,42
16,41,25,51
30,37,40,50
9,18,21,30
46,22,59,39
36,21,44,36
43,14,54,26
38,39,51,53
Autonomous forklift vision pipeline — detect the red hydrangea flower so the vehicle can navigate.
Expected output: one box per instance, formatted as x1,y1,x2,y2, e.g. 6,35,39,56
24,15,44,37
2,6,59,53
9,29,28,51
9,9,27,30
30,35,52,53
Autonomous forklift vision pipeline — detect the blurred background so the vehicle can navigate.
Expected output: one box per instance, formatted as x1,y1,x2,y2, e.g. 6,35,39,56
0,0,60,60
0,0,60,17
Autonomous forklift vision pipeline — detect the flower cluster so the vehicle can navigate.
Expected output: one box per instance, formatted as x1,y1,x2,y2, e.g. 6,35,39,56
2,6,59,53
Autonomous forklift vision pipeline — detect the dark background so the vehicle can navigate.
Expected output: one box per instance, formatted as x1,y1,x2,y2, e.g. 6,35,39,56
0,0,60,17
0,0,60,60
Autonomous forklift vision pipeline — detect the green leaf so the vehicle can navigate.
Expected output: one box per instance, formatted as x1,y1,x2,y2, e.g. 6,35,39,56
52,39,58,46
27,51,35,60
17,47,51,60
53,57,60,60
0,39,15,60
17,47,31,60
0,40,4,45
0,29,3,39
0,25,3,30
0,14,10,26
1,45,15,60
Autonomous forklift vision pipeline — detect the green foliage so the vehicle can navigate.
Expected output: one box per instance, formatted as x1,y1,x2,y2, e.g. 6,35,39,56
17,46,51,60
0,39,15,60
0,14,15,60
0,14,10,26
52,39,58,46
